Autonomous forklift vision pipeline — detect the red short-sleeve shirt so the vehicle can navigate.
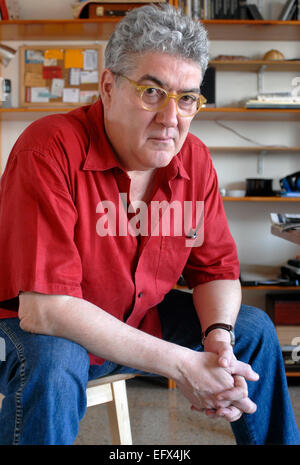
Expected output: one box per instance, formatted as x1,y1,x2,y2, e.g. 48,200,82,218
0,100,239,365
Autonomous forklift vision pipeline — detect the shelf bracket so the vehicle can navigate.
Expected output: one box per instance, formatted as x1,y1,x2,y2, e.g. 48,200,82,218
257,150,267,175
257,65,267,94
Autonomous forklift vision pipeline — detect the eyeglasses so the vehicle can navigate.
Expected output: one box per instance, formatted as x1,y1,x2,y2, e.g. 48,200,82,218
116,73,206,118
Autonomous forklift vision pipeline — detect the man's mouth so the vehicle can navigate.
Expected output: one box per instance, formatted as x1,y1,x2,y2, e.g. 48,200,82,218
148,135,174,143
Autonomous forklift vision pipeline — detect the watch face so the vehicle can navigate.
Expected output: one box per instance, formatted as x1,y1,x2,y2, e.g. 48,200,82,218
230,330,236,346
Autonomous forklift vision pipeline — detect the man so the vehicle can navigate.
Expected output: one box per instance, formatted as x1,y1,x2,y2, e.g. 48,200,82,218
0,4,299,445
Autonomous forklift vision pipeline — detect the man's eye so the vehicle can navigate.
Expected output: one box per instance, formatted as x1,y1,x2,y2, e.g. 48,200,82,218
144,87,165,97
181,94,197,104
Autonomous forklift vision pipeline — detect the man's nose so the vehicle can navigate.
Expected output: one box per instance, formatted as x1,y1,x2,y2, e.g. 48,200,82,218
155,97,178,127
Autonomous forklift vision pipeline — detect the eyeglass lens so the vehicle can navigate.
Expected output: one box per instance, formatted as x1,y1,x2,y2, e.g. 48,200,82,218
141,87,200,116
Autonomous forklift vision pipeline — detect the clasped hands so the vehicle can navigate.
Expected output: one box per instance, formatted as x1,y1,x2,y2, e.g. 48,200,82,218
177,337,259,423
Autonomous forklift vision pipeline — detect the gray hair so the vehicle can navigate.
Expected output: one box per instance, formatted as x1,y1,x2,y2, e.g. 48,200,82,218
104,4,209,77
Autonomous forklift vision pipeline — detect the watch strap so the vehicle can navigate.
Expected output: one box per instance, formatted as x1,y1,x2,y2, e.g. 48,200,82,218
201,323,235,346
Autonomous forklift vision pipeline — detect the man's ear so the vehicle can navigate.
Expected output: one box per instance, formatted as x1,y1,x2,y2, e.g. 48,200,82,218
100,69,115,106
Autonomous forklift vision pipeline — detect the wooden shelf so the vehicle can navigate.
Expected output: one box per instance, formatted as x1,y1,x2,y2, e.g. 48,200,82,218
0,19,298,42
0,106,74,121
286,371,300,377
209,146,300,153
271,224,300,245
202,19,300,41
2,107,300,123
175,283,300,291
242,285,300,290
223,196,300,202
0,18,120,41
196,107,300,121
210,59,300,72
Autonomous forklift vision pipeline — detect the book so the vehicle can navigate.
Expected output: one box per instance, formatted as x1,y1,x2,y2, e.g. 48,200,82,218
192,0,201,19
0,0,9,19
247,4,263,19
5,0,19,19
270,212,300,225
270,213,300,230
223,0,231,18
238,0,249,19
278,0,296,20
214,0,223,18
266,298,300,325
230,0,239,18
246,100,300,109
287,3,297,19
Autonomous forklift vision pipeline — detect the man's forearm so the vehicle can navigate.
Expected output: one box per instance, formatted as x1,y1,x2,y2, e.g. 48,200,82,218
18,290,259,421
193,279,242,334
18,292,189,382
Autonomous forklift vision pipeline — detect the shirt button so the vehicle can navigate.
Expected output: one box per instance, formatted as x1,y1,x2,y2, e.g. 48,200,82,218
138,291,143,298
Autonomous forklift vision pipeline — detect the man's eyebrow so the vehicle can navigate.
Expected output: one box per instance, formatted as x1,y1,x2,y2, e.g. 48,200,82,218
138,74,200,94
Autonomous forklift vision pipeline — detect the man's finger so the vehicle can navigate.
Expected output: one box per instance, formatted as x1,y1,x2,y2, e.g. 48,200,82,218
232,397,257,415
216,375,248,402
218,349,234,368
230,359,259,381
217,405,243,422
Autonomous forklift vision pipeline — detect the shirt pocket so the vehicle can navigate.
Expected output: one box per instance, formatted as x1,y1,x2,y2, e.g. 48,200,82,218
155,235,192,296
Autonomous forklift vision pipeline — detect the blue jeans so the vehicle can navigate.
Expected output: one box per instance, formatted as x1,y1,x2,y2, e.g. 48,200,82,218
0,290,299,445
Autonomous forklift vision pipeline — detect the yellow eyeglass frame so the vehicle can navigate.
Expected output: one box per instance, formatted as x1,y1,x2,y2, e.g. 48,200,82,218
116,73,207,117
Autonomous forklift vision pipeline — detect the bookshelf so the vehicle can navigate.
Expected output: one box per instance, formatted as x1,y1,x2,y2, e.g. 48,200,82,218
0,18,298,41
196,107,300,121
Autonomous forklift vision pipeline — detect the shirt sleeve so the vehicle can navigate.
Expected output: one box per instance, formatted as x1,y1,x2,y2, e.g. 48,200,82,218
182,150,240,288
0,147,83,306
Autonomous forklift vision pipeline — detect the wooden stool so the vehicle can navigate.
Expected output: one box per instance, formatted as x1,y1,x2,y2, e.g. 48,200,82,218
0,373,135,445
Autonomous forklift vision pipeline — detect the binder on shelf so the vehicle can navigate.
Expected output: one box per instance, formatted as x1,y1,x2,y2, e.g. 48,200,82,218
278,0,297,20
266,293,300,324
200,66,215,106
230,0,239,18
5,0,19,19
247,4,263,19
238,0,249,19
0,0,9,20
215,0,224,19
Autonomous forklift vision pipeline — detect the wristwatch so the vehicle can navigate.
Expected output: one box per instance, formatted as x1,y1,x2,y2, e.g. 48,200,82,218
201,323,235,346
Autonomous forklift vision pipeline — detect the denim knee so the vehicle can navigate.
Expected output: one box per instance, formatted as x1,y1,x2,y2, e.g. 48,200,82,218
1,321,90,403
234,305,281,363
0,319,91,444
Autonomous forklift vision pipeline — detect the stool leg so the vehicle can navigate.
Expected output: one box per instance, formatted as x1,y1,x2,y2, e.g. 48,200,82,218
106,380,133,445
168,379,177,389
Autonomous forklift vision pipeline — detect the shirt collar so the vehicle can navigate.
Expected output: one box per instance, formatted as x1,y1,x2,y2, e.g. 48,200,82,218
82,99,190,181
82,100,121,172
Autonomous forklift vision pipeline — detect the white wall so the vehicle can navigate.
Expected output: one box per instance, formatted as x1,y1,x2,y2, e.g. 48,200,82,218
18,0,75,19
1,0,300,310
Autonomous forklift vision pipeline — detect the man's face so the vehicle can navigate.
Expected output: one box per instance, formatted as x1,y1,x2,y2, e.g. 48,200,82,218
101,52,202,172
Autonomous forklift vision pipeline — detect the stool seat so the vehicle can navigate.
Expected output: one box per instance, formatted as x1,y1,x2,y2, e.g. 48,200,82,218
0,373,135,445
